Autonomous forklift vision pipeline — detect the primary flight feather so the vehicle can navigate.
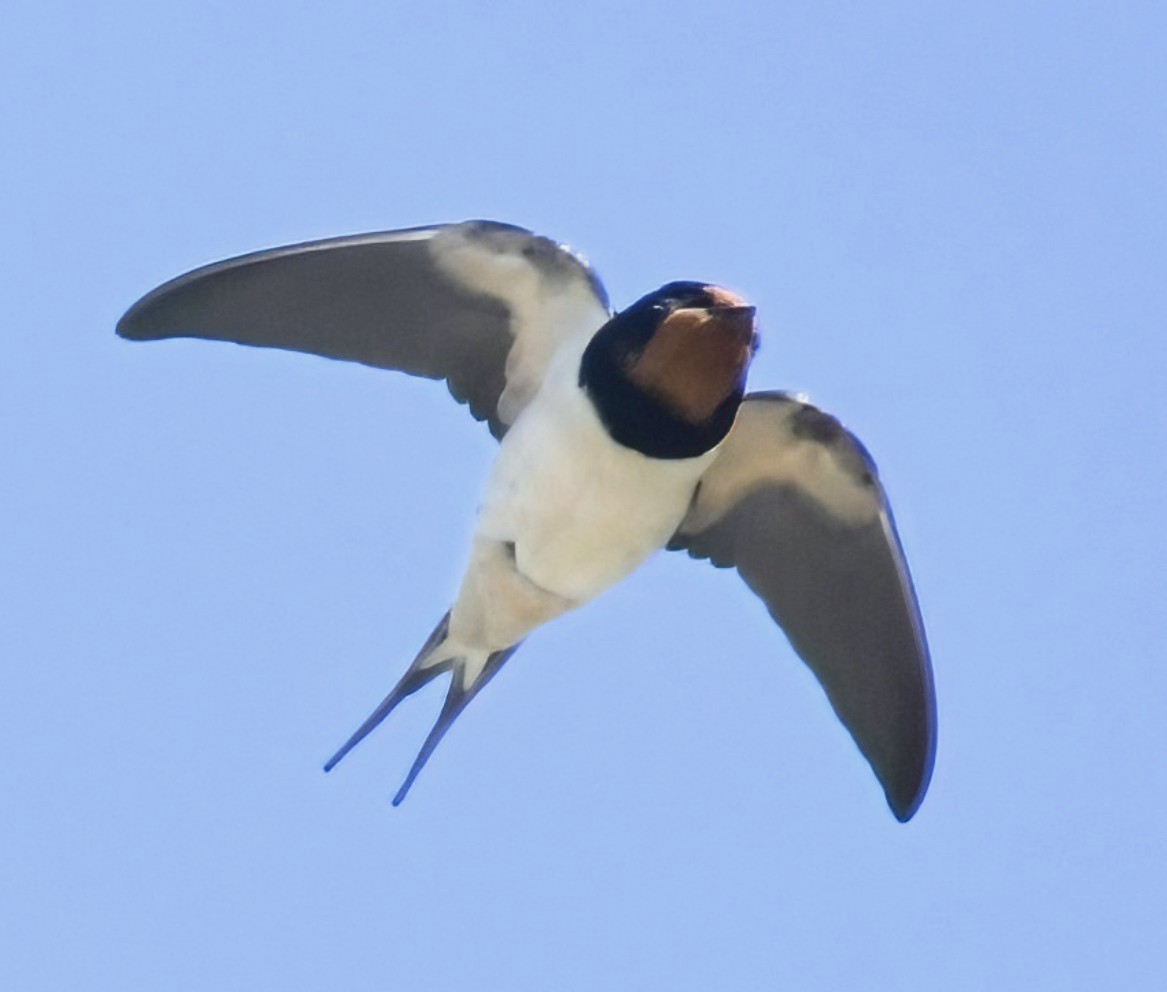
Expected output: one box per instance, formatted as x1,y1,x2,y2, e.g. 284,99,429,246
118,219,936,821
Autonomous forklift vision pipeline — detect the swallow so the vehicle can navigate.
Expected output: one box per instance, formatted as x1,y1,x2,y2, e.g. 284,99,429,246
118,220,936,821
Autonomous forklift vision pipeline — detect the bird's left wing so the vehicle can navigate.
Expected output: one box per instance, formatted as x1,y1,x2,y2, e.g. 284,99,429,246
117,220,612,437
669,391,936,821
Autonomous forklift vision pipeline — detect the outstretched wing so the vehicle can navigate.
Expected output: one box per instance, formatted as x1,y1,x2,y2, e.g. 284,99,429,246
669,391,936,821
117,220,612,437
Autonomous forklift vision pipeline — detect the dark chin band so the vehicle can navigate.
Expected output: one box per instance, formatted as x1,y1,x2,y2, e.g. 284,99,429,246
579,343,743,459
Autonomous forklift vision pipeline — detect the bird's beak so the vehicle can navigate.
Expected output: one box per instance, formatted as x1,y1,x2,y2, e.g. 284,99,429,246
707,304,758,349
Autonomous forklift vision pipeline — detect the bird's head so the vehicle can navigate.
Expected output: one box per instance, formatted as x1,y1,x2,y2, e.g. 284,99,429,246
619,282,758,423
580,282,758,459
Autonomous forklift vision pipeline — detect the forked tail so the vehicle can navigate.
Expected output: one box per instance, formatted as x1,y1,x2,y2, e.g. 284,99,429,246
323,612,520,805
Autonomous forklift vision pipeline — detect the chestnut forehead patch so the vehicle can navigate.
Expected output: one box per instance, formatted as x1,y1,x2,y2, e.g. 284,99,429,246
624,308,754,423
703,286,749,309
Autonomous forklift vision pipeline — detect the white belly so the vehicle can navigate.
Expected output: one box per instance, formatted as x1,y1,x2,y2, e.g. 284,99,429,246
474,343,716,604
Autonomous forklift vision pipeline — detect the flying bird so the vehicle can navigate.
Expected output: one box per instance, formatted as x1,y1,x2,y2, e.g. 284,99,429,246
117,220,936,821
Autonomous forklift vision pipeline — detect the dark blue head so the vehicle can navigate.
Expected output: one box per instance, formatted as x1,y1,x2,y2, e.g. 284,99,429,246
579,282,758,459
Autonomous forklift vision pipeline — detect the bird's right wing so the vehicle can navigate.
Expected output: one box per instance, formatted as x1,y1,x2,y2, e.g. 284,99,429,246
670,391,936,821
117,220,612,438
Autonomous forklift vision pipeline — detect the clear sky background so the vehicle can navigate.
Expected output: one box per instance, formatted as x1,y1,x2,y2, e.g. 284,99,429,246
3,2,1165,989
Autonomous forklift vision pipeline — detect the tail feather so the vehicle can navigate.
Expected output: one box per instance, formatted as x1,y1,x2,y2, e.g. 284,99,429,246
323,612,522,804
391,641,520,806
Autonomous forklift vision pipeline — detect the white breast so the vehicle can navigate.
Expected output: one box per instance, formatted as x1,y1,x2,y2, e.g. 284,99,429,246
475,337,717,603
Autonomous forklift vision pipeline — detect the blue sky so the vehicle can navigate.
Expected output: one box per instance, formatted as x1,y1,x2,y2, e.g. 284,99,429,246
3,2,1165,988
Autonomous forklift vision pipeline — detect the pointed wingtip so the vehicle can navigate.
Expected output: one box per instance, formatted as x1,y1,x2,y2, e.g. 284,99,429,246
115,287,163,341
115,308,141,340
885,747,935,823
891,799,917,823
